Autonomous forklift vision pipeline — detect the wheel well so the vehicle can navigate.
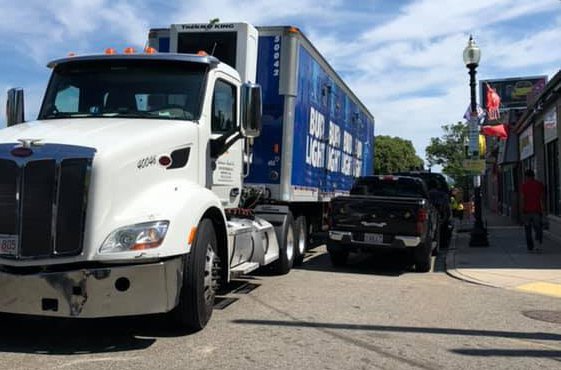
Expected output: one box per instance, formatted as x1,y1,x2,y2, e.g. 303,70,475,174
201,207,229,283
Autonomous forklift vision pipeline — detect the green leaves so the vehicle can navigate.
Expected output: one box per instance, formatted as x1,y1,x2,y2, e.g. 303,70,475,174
425,121,471,186
374,135,424,174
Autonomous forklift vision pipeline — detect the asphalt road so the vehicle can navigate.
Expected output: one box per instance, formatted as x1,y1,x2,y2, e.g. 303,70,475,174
1,246,561,370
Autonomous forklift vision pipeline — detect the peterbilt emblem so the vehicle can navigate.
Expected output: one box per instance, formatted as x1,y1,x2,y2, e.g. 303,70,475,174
361,221,387,227
18,138,43,148
11,139,43,157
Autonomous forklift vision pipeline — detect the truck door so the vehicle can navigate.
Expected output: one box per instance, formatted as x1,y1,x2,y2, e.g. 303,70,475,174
210,76,243,209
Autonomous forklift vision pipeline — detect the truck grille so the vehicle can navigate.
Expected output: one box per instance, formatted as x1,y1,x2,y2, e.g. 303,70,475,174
0,143,95,259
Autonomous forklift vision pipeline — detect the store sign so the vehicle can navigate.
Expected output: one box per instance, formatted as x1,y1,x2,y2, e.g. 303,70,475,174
519,126,534,160
463,159,486,174
480,76,547,112
544,106,558,144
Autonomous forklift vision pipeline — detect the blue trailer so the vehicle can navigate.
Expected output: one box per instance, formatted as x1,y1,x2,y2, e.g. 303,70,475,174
148,23,375,254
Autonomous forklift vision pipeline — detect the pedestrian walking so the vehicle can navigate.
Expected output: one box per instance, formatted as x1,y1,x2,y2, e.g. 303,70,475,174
521,169,545,251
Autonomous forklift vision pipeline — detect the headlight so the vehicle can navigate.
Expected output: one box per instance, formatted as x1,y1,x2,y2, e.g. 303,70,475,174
99,221,169,253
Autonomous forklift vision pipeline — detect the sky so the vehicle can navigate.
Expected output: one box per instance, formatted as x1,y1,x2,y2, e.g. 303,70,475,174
0,0,560,165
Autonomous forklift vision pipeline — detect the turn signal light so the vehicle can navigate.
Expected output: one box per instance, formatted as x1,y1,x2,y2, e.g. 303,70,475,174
144,46,157,54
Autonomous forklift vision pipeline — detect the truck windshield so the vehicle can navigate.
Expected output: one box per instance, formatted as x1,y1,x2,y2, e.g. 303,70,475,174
39,59,207,121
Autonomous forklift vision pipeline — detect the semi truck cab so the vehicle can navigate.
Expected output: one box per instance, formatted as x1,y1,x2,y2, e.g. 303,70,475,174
0,24,295,331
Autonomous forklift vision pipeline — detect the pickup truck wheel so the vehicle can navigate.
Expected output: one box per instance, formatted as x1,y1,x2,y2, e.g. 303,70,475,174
272,212,295,275
293,215,308,266
329,250,349,267
413,242,432,273
173,219,220,331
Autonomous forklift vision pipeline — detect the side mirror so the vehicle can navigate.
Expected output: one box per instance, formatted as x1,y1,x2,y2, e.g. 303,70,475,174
240,83,262,138
6,88,25,127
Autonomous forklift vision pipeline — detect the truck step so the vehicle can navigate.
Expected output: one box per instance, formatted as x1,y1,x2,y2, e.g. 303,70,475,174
230,262,260,276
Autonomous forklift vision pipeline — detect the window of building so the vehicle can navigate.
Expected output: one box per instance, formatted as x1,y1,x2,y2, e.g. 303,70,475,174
212,79,237,133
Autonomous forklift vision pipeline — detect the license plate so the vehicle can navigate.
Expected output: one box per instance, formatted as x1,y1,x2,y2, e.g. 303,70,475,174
364,233,383,244
0,235,18,256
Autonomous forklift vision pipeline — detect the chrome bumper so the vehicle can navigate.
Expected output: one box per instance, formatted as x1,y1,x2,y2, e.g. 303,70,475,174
0,257,183,318
329,231,422,248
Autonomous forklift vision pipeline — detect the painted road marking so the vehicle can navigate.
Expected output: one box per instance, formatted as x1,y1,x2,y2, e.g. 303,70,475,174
516,282,561,298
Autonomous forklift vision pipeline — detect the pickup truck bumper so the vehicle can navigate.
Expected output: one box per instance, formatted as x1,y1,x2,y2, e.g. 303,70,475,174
328,230,422,250
0,257,183,318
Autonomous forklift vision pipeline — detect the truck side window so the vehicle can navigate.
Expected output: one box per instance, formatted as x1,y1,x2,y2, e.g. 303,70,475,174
212,80,237,133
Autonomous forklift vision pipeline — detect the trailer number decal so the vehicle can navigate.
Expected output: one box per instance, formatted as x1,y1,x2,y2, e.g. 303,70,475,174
137,156,157,169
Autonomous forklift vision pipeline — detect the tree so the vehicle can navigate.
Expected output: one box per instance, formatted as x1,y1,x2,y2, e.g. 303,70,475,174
374,135,424,174
425,121,470,190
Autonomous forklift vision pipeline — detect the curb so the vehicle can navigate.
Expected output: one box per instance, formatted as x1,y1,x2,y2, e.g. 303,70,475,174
444,231,499,289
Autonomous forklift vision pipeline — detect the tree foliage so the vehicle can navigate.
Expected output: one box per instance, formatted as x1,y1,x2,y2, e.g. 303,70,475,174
425,121,470,187
374,135,424,174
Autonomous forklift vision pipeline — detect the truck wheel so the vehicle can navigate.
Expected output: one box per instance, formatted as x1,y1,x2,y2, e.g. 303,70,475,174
414,242,432,273
272,212,295,275
328,249,349,267
293,215,308,266
173,219,220,331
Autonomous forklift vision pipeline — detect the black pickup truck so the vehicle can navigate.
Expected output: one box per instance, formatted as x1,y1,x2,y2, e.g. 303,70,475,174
327,175,439,272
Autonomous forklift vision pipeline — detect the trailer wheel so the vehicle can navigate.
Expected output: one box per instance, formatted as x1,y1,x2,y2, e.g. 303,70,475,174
413,242,432,273
272,212,295,275
173,219,220,331
293,215,308,266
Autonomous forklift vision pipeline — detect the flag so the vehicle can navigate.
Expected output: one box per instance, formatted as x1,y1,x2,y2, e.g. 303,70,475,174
485,83,501,121
480,124,508,140
463,104,486,122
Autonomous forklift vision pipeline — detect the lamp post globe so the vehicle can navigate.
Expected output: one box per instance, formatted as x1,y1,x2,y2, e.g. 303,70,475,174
463,35,481,67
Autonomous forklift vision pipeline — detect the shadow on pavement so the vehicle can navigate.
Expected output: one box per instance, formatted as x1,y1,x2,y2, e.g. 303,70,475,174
451,349,561,357
295,246,438,276
0,314,162,355
231,318,561,342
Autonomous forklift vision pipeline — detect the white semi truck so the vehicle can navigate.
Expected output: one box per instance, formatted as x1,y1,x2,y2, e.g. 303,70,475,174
0,22,374,331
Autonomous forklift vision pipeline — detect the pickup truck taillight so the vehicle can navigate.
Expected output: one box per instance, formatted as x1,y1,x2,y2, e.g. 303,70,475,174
416,209,428,234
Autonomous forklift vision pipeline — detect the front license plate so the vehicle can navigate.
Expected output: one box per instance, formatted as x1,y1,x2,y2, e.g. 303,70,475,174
0,234,18,256
364,233,383,244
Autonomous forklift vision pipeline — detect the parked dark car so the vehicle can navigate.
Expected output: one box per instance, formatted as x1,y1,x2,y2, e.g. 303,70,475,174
328,175,440,272
394,171,452,248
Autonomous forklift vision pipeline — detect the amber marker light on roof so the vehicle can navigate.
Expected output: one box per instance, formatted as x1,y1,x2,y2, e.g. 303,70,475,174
144,47,157,54
104,48,117,55
288,26,299,34
124,47,136,54
67,52,76,57
197,50,209,56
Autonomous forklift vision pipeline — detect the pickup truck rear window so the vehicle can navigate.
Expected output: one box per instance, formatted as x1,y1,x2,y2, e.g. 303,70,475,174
350,177,426,198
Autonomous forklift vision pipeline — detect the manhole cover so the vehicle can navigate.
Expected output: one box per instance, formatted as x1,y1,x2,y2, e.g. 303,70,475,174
522,310,561,324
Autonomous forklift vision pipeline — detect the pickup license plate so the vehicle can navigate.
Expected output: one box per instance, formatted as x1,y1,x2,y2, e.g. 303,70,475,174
0,235,18,256
364,233,383,244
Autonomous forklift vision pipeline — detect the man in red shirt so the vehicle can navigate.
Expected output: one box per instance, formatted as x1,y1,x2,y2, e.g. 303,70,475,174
521,169,545,251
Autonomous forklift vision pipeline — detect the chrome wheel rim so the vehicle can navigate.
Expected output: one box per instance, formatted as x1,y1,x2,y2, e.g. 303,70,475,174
297,222,306,255
286,225,295,262
203,243,217,305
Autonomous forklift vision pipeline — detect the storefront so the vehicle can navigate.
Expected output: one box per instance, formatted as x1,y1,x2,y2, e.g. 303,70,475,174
513,70,561,238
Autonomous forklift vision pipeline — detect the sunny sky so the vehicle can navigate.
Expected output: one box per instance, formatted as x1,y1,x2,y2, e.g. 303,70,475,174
0,0,560,164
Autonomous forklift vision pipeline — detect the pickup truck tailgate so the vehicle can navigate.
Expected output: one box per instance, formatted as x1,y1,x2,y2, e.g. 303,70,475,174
330,196,424,238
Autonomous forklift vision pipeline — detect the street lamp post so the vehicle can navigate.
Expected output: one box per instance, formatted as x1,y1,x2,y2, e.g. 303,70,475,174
463,35,489,247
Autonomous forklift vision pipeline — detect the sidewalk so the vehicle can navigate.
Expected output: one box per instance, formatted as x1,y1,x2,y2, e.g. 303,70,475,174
446,211,561,298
